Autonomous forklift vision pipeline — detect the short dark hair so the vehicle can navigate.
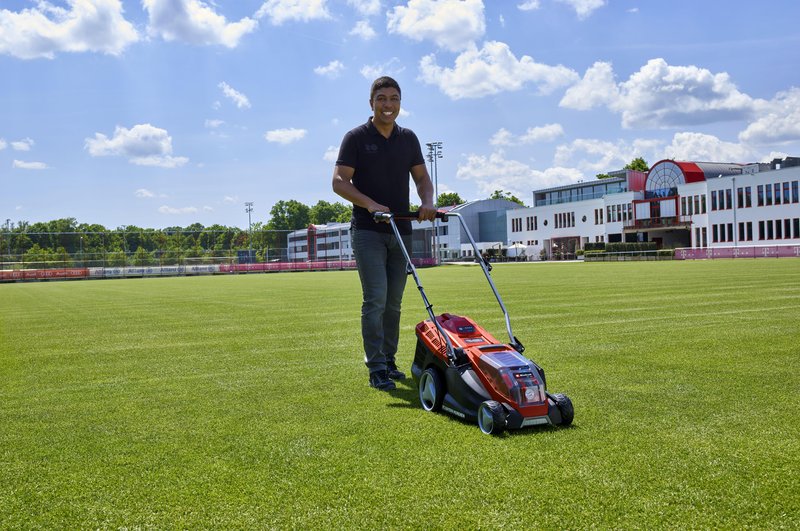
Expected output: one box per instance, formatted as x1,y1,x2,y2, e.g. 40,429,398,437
370,76,401,101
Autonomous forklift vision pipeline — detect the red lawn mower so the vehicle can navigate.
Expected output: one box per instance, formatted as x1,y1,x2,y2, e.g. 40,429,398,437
376,211,574,435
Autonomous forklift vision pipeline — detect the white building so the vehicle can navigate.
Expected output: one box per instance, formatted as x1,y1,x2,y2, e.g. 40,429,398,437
508,158,800,259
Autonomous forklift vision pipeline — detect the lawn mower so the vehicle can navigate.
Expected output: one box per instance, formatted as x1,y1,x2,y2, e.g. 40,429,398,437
375,211,574,435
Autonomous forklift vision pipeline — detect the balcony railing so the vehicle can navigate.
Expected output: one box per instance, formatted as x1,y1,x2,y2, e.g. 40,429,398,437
624,216,693,230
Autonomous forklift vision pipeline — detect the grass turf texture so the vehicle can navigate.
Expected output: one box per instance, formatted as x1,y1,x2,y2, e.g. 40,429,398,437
1,260,799,528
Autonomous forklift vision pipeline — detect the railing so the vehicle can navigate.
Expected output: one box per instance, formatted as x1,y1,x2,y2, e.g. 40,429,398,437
624,216,692,230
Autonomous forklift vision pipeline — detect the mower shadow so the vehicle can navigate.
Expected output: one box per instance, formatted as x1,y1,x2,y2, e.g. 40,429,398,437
386,379,421,409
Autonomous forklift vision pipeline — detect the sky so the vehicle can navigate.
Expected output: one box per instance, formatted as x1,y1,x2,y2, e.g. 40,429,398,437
1,0,800,230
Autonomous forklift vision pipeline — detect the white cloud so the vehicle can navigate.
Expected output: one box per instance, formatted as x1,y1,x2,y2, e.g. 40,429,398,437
557,0,606,19
419,41,579,100
456,150,583,200
0,0,139,59
324,145,339,162
265,128,307,144
205,119,225,128
560,61,619,111
554,138,638,172
561,58,762,129
350,20,377,40
491,124,565,146
360,57,405,80
135,188,155,198
218,82,251,109
12,160,48,170
143,0,257,48
517,1,541,11
0,139,6,150
159,205,199,215
661,132,754,162
223,195,239,204
387,0,485,53
11,138,34,151
314,60,345,78
348,0,381,17
738,88,800,145
255,0,331,25
85,123,189,168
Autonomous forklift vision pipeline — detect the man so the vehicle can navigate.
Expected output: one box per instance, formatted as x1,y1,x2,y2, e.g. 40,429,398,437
332,76,436,391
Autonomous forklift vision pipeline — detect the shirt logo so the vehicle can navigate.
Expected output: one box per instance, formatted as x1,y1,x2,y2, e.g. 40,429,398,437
364,143,379,153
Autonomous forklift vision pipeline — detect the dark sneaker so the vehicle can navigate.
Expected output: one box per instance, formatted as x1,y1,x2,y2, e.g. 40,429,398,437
387,363,406,381
369,371,396,391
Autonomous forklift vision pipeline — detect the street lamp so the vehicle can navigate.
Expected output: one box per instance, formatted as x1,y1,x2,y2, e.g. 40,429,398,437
426,141,443,263
245,202,254,259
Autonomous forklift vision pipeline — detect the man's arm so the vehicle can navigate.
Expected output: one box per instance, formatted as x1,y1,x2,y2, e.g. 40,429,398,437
410,164,436,221
332,165,390,213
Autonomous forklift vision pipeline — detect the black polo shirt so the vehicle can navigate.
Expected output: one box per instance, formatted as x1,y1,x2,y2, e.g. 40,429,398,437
336,118,425,234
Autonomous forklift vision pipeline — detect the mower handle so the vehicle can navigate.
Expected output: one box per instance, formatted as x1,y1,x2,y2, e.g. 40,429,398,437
373,211,448,222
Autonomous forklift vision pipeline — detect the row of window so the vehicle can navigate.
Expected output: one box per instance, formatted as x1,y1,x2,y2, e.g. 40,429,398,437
607,203,632,224
682,194,707,215
757,181,800,207
594,208,604,225
554,212,575,229
711,218,800,243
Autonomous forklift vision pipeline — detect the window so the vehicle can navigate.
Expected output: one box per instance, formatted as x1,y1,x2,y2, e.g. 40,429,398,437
702,227,707,247
785,219,791,239
682,197,687,215
776,220,782,239
745,186,752,208
767,220,774,240
746,222,753,242
774,183,782,205
727,223,733,242
737,187,744,209
701,195,706,213
794,218,800,239
712,224,719,243
738,222,745,242
766,185,773,206
784,182,791,204
757,185,764,206
793,181,799,203
511,218,522,232
711,190,718,211
725,189,732,210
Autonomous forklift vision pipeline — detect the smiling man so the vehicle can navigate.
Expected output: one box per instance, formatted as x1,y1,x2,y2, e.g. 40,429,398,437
332,76,436,391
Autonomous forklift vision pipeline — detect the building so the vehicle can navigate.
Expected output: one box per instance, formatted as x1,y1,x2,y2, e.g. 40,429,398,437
286,199,523,263
509,157,800,259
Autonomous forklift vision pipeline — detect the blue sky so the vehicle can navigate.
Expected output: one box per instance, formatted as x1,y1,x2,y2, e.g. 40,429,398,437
2,0,799,229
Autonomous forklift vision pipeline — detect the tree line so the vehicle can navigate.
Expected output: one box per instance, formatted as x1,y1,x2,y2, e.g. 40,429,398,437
0,181,595,266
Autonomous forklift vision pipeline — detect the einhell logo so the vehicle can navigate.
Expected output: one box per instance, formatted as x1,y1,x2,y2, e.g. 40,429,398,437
364,143,378,153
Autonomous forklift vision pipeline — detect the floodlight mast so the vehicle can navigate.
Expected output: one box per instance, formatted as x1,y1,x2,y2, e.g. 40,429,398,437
426,141,443,263
245,202,254,254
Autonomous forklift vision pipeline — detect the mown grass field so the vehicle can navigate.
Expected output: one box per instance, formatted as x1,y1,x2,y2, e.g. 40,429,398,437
1,259,799,528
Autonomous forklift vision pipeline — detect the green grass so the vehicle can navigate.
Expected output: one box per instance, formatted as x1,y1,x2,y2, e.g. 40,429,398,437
1,260,799,528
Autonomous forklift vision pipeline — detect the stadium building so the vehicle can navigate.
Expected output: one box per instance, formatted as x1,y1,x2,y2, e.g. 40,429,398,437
508,157,800,260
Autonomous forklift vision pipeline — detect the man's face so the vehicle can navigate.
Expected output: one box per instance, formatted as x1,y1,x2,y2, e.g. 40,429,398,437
370,87,401,127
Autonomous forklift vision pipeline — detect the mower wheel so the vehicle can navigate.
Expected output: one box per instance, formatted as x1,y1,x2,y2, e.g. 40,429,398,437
477,400,506,435
418,368,444,412
553,393,574,426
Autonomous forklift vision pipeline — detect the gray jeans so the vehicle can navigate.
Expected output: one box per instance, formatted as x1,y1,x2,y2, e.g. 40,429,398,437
351,227,412,374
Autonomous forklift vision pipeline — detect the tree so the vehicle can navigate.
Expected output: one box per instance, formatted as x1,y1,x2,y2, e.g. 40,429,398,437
489,190,525,206
625,157,649,172
309,200,351,225
436,192,464,207
267,200,310,231
596,173,613,180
